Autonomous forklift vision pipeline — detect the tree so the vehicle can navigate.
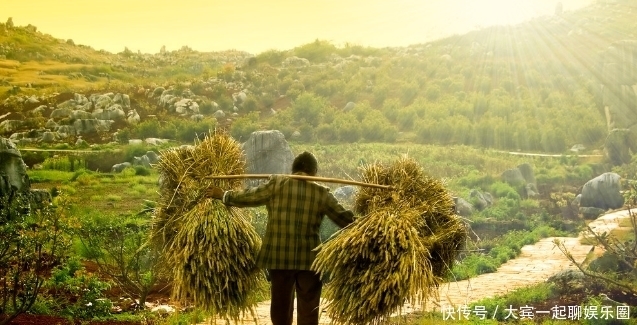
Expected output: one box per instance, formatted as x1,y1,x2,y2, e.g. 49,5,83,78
74,213,164,307
1,195,71,325
291,93,325,127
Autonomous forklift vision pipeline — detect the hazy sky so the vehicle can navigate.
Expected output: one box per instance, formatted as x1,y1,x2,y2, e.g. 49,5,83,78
4,0,595,55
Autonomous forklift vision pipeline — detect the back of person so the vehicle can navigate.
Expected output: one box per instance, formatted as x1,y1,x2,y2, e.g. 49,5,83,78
259,175,332,271
207,151,353,325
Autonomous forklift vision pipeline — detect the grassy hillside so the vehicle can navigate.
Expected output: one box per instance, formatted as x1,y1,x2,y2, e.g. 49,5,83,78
1,1,636,154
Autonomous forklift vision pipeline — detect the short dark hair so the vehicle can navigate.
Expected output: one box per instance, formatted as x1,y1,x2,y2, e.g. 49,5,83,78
292,151,318,175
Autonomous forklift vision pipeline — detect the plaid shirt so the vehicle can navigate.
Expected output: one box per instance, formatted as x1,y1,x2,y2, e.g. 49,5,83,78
223,173,354,270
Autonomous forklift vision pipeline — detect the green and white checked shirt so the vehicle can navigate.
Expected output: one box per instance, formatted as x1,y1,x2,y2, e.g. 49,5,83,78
223,173,354,270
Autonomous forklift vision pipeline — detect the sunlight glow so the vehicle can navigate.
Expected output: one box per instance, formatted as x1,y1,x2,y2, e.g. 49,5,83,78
2,0,595,54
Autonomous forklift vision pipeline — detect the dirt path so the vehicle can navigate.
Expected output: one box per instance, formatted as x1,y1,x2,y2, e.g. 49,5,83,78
200,210,631,325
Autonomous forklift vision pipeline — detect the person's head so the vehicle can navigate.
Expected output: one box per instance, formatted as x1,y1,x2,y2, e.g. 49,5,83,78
292,151,318,176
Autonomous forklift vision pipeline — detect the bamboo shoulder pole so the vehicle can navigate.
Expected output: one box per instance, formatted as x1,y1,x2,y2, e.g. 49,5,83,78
206,174,393,190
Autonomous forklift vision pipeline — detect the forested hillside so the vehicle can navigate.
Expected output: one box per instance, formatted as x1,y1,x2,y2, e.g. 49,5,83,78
1,0,636,153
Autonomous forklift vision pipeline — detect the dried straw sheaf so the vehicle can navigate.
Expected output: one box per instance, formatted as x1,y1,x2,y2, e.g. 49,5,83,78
151,130,265,321
355,157,467,277
312,157,467,325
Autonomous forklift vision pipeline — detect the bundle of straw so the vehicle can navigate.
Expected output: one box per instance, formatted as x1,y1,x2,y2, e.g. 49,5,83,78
151,130,265,321
312,157,467,325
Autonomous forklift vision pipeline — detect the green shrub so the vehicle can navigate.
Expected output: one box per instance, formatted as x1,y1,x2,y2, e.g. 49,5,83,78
134,165,151,176
298,123,315,142
106,195,122,202
316,123,338,142
123,144,151,162
291,93,325,127
44,258,112,319
75,173,98,186
42,156,73,171
293,39,337,63
74,213,164,307
490,182,521,201
230,112,260,141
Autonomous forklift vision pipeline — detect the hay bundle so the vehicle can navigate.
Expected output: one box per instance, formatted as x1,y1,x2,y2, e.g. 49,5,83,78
312,157,467,325
151,130,265,321
355,157,466,277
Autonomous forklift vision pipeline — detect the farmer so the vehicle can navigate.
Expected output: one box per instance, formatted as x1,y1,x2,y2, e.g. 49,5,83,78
206,151,354,325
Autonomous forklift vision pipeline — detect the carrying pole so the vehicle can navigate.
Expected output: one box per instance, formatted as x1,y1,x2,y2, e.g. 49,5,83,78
206,174,392,189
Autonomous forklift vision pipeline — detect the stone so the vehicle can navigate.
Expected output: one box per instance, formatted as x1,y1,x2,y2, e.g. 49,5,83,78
517,163,536,185
133,155,151,168
71,110,92,120
75,138,88,147
127,109,140,125
455,197,474,217
570,144,586,152
580,172,624,210
213,110,225,119
151,87,165,98
41,132,58,143
111,162,132,173
525,183,539,199
29,188,51,210
92,106,125,121
469,189,491,211
145,151,160,164
333,186,356,205
501,168,526,187
343,102,356,111
580,206,606,219
29,105,47,116
0,137,30,196
128,139,143,145
0,120,24,134
241,130,295,186
73,119,113,135
145,138,167,146
151,305,175,315
604,129,637,166
50,107,72,119
56,125,76,136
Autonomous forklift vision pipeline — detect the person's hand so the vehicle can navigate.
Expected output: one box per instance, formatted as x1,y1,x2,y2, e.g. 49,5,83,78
206,186,225,200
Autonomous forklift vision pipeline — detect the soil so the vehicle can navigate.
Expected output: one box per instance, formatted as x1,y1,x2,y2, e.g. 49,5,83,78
3,314,145,325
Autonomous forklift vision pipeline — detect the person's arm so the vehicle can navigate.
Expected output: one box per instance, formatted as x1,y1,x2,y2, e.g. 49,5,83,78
323,192,355,228
221,176,276,208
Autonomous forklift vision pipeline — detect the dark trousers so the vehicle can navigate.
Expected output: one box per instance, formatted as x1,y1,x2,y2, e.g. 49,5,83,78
269,269,322,325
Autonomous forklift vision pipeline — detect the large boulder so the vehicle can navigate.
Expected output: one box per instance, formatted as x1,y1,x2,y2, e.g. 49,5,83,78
517,163,536,185
333,186,356,206
0,120,24,134
50,107,73,119
127,109,140,125
73,119,113,135
241,130,295,185
93,103,125,121
469,189,492,211
455,198,474,217
71,110,93,120
501,168,526,187
145,151,160,164
604,129,637,166
0,137,30,196
113,93,130,108
580,173,624,210
133,155,151,168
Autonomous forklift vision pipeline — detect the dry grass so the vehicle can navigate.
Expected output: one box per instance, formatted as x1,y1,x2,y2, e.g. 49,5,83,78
151,130,266,322
0,59,108,89
312,157,467,325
